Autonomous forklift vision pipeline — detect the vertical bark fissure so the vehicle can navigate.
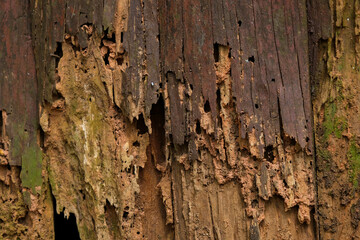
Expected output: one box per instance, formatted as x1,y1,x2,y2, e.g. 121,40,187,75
208,196,219,240
270,0,285,88
138,94,174,238
249,0,257,115
291,5,307,132
306,1,321,239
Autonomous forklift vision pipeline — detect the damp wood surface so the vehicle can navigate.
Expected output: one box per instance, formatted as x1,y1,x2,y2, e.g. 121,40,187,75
0,0,359,239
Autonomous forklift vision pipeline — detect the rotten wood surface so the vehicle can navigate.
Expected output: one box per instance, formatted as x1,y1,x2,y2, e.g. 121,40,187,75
2,0,346,239
32,0,314,157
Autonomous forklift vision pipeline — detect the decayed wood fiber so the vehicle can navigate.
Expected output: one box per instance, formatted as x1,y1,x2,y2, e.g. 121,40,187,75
6,0,360,239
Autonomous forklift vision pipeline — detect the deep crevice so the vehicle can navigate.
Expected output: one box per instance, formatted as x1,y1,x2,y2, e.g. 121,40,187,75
216,89,221,111
104,199,121,238
150,95,166,166
0,110,3,139
100,30,122,68
214,43,220,62
196,120,201,134
39,128,45,148
138,94,172,238
307,4,323,239
103,29,116,42
134,114,148,135
264,145,275,162
0,110,4,150
51,188,80,240
53,42,63,71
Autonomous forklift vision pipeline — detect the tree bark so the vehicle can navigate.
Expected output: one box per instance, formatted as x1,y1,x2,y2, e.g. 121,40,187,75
0,0,359,239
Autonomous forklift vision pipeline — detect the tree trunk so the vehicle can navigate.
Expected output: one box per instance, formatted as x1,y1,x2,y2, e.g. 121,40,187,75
0,0,359,239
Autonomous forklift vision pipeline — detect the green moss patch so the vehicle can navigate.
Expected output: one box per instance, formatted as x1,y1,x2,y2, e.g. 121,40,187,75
323,101,347,141
348,139,360,188
20,144,43,193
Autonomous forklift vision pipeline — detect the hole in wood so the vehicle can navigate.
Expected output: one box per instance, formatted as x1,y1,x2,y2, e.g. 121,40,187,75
116,57,123,65
264,145,275,162
204,100,211,113
248,56,255,62
122,211,129,219
196,120,201,134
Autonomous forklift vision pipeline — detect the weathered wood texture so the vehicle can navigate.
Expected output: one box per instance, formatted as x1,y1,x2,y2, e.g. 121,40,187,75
28,0,315,238
33,0,313,154
0,0,40,169
309,0,360,239
159,0,314,155
4,0,354,239
0,1,54,239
